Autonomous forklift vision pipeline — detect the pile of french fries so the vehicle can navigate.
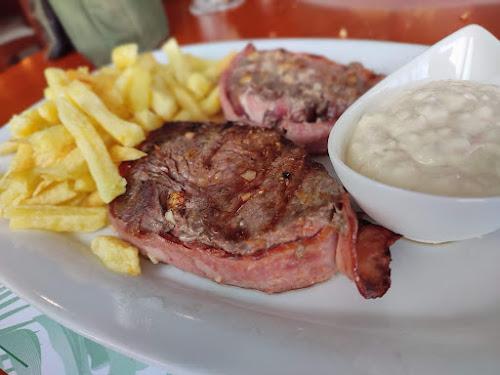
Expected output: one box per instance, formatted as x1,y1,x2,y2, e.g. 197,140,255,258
0,38,235,275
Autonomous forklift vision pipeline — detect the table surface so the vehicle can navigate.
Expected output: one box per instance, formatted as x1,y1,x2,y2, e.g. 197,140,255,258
1,0,499,125
0,283,175,375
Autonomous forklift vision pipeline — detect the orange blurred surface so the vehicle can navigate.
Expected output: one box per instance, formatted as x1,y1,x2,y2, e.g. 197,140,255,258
0,52,92,124
1,0,499,125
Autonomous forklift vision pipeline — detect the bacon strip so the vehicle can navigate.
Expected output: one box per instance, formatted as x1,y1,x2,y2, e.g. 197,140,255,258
355,223,400,298
336,193,401,299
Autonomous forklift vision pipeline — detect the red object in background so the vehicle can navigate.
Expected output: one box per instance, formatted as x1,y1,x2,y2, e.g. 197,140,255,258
1,0,499,125
0,52,92,124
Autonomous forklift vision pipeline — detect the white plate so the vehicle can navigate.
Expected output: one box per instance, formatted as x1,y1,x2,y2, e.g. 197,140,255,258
1,38,499,375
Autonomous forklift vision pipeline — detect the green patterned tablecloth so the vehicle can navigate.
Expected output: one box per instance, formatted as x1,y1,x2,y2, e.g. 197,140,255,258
0,284,173,375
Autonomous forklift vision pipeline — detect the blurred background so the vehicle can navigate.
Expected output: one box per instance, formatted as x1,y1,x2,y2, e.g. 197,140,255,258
1,0,500,71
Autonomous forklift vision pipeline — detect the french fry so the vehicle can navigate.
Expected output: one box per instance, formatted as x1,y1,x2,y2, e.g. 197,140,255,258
22,180,78,205
151,73,178,120
66,80,145,147
65,193,88,207
87,69,130,119
37,100,59,124
112,43,138,70
200,86,221,116
91,235,141,276
94,87,130,119
44,68,70,88
4,144,34,177
73,172,97,193
55,97,126,203
162,38,190,83
9,110,49,138
204,50,237,79
0,171,41,208
32,178,54,197
43,87,57,101
73,173,97,192
37,147,88,180
81,190,105,207
173,109,195,122
0,139,24,155
30,124,74,155
134,109,163,132
136,52,158,72
151,88,178,121
128,66,151,113
184,54,214,72
66,66,92,83
109,144,147,162
114,67,134,99
186,72,213,99
4,165,39,189
165,77,207,121
4,205,108,232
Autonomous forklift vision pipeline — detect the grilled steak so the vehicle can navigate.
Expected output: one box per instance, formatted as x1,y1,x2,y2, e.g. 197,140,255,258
109,122,399,297
219,44,384,154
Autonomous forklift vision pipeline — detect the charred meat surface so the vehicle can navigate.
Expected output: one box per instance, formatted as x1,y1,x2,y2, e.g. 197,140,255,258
109,122,398,296
219,44,384,154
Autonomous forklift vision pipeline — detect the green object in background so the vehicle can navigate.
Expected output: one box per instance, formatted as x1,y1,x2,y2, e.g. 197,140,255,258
48,0,169,66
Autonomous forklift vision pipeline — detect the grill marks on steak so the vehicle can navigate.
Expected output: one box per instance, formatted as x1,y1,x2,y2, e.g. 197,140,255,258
219,44,384,154
112,122,343,257
109,122,398,296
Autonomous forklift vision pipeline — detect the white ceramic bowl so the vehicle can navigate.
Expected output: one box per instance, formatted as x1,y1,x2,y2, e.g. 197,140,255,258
328,24,500,243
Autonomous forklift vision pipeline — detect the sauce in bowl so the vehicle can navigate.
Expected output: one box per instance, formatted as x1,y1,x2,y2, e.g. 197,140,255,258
346,80,500,197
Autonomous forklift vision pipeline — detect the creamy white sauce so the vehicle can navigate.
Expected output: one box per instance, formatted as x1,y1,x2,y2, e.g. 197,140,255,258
346,80,500,197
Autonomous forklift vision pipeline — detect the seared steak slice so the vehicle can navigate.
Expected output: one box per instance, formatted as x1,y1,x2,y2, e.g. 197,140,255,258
109,122,398,297
219,44,384,154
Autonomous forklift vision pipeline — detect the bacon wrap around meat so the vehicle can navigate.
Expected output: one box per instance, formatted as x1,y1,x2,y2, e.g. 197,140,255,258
109,122,399,298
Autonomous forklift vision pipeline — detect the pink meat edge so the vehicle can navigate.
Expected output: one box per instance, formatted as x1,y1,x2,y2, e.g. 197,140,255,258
219,44,256,121
109,214,339,294
280,120,334,155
